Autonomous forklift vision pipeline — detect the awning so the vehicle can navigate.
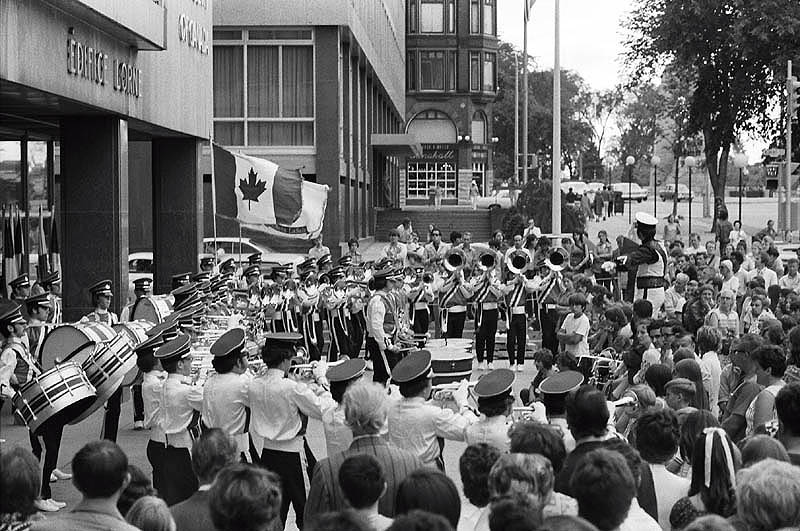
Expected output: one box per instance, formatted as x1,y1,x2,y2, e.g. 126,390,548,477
370,133,423,158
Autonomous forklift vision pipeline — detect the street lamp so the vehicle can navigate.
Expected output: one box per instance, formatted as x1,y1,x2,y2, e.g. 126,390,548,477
651,155,661,218
685,155,697,234
626,156,635,223
733,153,748,224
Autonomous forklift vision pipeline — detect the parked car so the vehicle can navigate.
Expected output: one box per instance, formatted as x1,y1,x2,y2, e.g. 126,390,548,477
610,182,648,202
585,182,605,193
660,184,694,202
128,252,154,297
202,237,305,269
776,242,800,264
476,189,513,209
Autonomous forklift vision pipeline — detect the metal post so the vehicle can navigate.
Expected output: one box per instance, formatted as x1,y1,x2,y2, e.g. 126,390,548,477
653,165,657,217
551,0,561,238
789,60,795,235
628,169,632,224
514,53,519,183
689,167,693,234
738,168,743,224
522,10,528,185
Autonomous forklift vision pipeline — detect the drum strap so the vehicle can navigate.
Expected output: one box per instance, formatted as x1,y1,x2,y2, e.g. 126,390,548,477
473,277,491,328
440,281,460,332
408,287,427,326
10,343,41,379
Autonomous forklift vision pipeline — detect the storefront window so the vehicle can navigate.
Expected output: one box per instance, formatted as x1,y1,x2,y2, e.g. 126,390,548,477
407,161,456,199
0,142,22,208
213,28,315,147
472,161,485,194
420,51,445,90
28,141,49,275
420,0,444,33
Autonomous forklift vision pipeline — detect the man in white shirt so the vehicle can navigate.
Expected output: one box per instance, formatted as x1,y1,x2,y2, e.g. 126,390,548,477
308,236,331,260
664,273,688,319
780,257,800,293
381,229,408,266
720,259,740,295
557,293,590,357
396,218,413,244
697,326,723,418
748,251,778,288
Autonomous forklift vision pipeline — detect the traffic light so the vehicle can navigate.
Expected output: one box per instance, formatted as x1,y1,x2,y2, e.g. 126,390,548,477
790,75,800,118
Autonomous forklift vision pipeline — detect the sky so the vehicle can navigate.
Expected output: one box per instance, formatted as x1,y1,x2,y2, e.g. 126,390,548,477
497,0,631,91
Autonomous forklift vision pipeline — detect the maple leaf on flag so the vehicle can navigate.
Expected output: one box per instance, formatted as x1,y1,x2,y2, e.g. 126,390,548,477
239,167,267,210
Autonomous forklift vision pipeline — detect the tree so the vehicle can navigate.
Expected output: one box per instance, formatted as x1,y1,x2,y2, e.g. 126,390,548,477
624,0,800,224
576,88,623,179
512,180,585,234
612,83,662,180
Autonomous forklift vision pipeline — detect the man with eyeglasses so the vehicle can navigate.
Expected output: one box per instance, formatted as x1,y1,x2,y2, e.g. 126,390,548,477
720,334,764,442
705,289,740,343
423,229,449,268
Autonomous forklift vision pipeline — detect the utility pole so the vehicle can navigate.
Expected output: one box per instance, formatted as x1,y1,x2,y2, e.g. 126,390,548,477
552,0,561,237
514,53,519,183
522,1,529,186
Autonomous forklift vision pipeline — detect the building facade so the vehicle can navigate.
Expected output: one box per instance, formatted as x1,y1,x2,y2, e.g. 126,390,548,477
1,0,212,318
208,0,409,257
402,0,498,207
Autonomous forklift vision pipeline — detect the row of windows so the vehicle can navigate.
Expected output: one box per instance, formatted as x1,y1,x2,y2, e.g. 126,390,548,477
408,0,496,36
406,161,457,199
213,29,315,147
407,50,495,93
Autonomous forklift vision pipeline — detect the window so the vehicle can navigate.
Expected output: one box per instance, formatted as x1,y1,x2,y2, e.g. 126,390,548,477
472,162,486,193
409,1,418,33
407,51,417,91
470,0,480,33
420,51,445,90
483,53,496,92
212,28,315,147
471,112,486,144
483,0,496,35
447,0,456,33
446,51,457,91
406,161,457,199
420,0,444,33
470,52,481,91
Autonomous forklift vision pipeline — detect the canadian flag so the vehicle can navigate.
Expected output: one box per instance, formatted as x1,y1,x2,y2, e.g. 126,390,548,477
213,144,329,240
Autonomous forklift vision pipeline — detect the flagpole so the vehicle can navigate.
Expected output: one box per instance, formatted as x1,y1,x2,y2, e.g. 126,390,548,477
552,0,562,240
209,132,219,258
522,0,529,186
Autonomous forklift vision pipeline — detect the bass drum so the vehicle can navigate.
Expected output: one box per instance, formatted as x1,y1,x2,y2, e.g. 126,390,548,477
131,296,173,324
426,338,473,351
39,321,118,371
429,347,473,386
71,333,136,424
113,321,154,387
12,362,96,433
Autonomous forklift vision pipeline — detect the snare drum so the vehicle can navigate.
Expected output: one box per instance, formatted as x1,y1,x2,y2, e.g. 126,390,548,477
12,362,97,433
70,333,136,424
113,321,154,387
131,296,173,324
40,321,118,371
430,347,474,386
426,338,473,351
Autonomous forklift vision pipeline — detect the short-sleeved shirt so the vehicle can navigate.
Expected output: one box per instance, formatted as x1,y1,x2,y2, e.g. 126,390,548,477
724,380,762,442
560,313,590,357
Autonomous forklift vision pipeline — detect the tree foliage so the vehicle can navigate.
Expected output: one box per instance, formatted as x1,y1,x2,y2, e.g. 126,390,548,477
624,0,800,222
510,180,585,234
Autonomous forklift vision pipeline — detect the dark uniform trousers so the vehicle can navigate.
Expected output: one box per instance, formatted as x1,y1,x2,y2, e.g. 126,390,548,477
132,384,144,422
347,311,366,358
327,315,351,362
146,439,166,497
412,308,430,337
259,440,317,529
161,445,198,506
540,308,559,354
445,310,467,339
475,308,499,363
102,386,124,442
29,422,64,499
507,313,528,365
367,336,402,385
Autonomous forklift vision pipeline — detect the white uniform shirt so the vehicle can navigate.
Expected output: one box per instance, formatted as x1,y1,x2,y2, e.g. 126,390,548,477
202,371,252,455
142,370,167,443
387,396,476,468
366,294,390,344
160,373,203,449
248,368,336,454
464,414,511,453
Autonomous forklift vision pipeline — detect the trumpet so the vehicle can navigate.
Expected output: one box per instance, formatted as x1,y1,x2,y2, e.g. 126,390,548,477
506,248,531,275
444,247,466,272
289,358,346,378
431,381,477,401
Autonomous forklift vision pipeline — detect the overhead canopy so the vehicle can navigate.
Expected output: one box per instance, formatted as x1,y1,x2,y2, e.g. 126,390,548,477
371,133,423,158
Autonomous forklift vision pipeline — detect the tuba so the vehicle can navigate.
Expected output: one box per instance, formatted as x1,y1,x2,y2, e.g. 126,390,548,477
478,251,497,271
506,248,532,275
444,247,467,272
545,247,569,272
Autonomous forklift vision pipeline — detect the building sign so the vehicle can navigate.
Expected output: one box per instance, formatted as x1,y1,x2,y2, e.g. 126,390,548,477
178,14,209,55
409,143,457,163
66,34,141,97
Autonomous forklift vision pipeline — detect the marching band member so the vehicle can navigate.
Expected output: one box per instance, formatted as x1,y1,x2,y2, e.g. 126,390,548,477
387,350,476,471
503,250,537,371
200,255,216,273
25,293,51,364
298,269,324,361
317,253,333,274
0,302,67,512
172,272,191,290
202,328,252,461
243,264,262,302
365,268,404,385
9,273,32,305
464,368,515,452
536,257,568,357
439,260,474,339
325,269,352,361
135,323,173,496
248,332,336,530
81,279,119,325
345,266,368,358
120,277,152,322
39,270,62,324
472,260,505,370
624,212,668,317
155,333,203,505
323,358,367,456
405,266,435,340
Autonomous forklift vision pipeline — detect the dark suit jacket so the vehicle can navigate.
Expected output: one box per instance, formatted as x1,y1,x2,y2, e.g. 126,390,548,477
304,435,423,524
170,490,214,531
